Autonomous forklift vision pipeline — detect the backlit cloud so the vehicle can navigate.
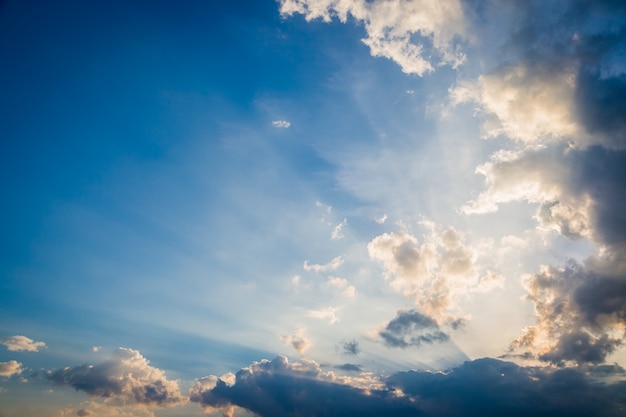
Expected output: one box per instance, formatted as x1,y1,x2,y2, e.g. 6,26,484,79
279,0,468,75
47,348,185,407
189,355,626,417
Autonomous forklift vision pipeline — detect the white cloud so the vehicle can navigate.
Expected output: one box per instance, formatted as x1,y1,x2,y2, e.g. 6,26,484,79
1,335,46,352
280,0,468,76
451,65,580,144
315,200,332,214
304,256,344,272
272,120,291,128
375,214,388,224
331,218,347,240
308,306,340,324
0,360,23,377
326,276,356,298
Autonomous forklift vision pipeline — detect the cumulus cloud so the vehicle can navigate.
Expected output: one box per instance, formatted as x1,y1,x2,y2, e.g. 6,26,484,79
279,0,468,76
0,360,23,377
189,355,626,417
1,335,46,352
368,223,499,320
272,120,291,128
510,251,626,366
303,255,344,272
47,348,185,407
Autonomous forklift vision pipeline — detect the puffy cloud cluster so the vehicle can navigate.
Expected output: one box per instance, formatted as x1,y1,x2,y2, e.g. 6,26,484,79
456,0,626,366
190,355,626,417
47,348,184,407
0,360,23,377
368,223,502,320
1,335,46,352
279,0,468,75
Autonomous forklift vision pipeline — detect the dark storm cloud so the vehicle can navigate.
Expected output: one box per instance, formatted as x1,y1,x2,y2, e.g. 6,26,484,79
47,348,184,407
191,356,626,417
380,309,449,348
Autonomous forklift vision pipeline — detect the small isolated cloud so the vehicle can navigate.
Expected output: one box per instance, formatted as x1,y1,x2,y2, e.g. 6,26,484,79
331,218,347,240
327,276,356,298
92,346,101,353
334,363,362,372
379,309,449,348
315,200,332,214
339,339,360,356
0,360,23,377
47,347,185,407
375,214,388,224
304,256,344,273
282,330,311,354
272,120,291,128
2,335,46,352
308,307,339,324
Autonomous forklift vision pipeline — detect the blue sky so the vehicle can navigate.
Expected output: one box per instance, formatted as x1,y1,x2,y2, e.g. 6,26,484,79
2,1,626,416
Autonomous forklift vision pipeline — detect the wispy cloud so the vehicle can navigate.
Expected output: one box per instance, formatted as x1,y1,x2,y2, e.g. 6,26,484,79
272,120,291,128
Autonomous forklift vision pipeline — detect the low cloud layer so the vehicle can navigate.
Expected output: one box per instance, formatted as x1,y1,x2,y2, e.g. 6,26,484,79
190,355,626,417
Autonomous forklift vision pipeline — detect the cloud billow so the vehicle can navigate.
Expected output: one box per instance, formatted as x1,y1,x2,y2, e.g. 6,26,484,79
190,355,626,417
47,348,184,407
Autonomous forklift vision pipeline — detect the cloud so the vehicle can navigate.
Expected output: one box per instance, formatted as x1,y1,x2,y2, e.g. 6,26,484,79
281,330,311,354
339,339,360,356
1,335,46,352
368,223,498,319
189,356,626,417
279,0,468,76
307,306,339,324
512,252,626,366
47,348,185,407
326,276,356,298
334,363,363,372
331,218,347,240
272,120,291,128
303,256,344,272
0,360,22,377
379,309,449,348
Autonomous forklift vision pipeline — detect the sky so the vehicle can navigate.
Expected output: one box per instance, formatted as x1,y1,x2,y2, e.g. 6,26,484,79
1,0,626,416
